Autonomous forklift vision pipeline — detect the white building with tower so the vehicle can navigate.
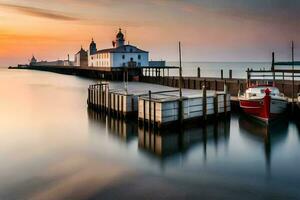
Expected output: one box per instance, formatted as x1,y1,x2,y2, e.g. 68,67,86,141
88,29,149,68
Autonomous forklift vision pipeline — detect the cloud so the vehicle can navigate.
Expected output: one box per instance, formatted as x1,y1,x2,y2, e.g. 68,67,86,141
0,3,79,21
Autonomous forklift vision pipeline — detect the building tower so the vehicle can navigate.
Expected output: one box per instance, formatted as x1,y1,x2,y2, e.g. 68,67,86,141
30,55,37,65
115,28,125,48
89,38,97,55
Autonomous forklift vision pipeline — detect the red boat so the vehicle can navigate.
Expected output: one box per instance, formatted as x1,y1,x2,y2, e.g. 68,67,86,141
238,85,288,123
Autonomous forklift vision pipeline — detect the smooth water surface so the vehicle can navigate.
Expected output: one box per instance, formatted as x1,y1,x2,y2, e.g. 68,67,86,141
1,68,300,200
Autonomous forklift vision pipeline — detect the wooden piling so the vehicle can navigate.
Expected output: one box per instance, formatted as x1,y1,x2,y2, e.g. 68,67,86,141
224,82,228,115
229,69,232,79
197,67,201,78
246,68,250,87
148,90,152,132
178,42,183,126
88,87,91,107
221,69,224,80
272,52,275,86
153,101,156,130
203,82,207,121
143,99,146,126
292,41,295,111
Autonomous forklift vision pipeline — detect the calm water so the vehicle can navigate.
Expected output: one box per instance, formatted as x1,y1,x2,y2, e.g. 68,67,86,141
1,68,300,200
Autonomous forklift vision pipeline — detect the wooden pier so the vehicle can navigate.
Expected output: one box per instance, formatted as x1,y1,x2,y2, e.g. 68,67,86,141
87,82,231,128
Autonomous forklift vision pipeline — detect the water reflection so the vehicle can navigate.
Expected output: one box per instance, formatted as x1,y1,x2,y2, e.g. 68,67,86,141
238,115,288,173
88,108,231,160
138,120,230,159
88,110,138,142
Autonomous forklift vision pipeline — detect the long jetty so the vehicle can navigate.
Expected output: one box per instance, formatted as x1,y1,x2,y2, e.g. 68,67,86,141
9,64,300,98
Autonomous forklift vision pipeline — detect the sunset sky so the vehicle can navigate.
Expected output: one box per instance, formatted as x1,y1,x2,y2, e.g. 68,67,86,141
0,0,299,66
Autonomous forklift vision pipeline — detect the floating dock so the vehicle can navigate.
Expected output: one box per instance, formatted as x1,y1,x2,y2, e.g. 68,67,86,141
87,82,230,128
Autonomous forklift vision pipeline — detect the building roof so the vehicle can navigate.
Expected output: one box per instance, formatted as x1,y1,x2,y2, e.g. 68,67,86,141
76,47,87,55
95,45,148,54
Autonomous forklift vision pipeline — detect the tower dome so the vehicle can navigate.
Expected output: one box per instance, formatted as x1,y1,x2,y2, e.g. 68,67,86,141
116,29,124,39
115,28,125,47
89,38,97,55
30,55,37,65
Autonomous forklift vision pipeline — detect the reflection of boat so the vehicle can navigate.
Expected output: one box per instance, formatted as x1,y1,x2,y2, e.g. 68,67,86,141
238,85,288,123
238,115,288,138
239,115,288,172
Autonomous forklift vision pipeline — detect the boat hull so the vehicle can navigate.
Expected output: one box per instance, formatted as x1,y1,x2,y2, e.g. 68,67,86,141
239,98,287,123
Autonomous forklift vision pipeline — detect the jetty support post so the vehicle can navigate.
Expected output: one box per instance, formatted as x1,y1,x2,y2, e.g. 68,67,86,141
203,81,207,121
221,69,224,80
148,90,152,132
246,68,250,87
224,82,228,116
178,42,183,126
229,69,232,79
272,52,275,86
92,85,95,109
197,67,201,78
87,86,90,107
98,84,101,111
292,41,295,112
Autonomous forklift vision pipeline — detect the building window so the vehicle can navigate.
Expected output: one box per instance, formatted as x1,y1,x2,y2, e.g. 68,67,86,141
138,62,141,66
138,55,141,60
122,55,125,59
130,58,133,62
130,49,133,53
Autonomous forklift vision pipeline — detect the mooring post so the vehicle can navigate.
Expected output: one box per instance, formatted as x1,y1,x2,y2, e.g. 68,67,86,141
98,84,101,111
92,85,95,109
87,87,90,107
197,67,201,78
221,69,224,80
148,90,152,132
153,101,156,130
117,94,120,118
229,69,232,79
272,52,275,87
203,83,207,121
143,99,146,126
292,41,295,112
101,84,104,111
246,68,250,87
224,82,228,116
119,94,122,118
178,42,183,126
